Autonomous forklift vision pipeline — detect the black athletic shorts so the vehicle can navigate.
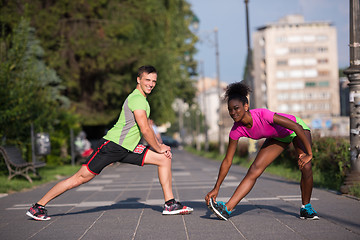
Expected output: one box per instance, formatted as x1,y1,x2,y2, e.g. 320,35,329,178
83,138,149,175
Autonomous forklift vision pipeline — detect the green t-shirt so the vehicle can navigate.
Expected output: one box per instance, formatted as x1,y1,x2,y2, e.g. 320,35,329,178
104,89,150,151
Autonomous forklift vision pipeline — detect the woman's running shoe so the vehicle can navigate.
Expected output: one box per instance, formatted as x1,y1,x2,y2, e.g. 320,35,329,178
300,203,319,220
208,198,232,221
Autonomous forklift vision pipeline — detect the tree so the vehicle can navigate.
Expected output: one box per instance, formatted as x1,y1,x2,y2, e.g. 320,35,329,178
1,0,198,126
0,18,70,144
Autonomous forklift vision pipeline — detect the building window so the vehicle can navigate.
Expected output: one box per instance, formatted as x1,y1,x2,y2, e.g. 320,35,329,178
304,69,318,78
275,48,289,55
290,92,304,100
276,71,286,79
261,59,266,68
319,81,329,87
288,35,302,43
276,81,304,89
304,47,315,53
318,47,328,52
259,37,265,46
319,91,330,99
303,35,316,42
276,36,287,43
278,93,289,100
304,58,317,66
317,35,328,41
261,72,266,80
306,103,316,110
318,58,328,64
278,104,289,112
291,104,303,112
261,83,267,92
289,47,302,54
276,82,290,90
317,103,330,110
305,93,313,100
318,70,330,76
305,82,316,87
288,58,302,66
277,60,287,66
287,58,317,66
290,81,305,89
290,70,303,78
261,48,266,57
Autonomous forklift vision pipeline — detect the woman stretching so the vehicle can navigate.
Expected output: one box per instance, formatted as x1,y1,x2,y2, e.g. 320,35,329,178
205,82,319,221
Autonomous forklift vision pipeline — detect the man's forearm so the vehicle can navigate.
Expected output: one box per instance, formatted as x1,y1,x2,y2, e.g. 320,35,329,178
142,128,162,152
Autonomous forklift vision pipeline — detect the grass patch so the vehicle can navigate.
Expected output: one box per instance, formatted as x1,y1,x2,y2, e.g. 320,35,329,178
0,165,80,193
349,184,360,198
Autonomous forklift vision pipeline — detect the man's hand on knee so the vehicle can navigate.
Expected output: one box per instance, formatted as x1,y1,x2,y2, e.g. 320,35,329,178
164,150,172,159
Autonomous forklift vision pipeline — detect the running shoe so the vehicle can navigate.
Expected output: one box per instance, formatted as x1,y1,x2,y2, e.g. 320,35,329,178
26,204,51,221
162,201,193,215
208,198,231,221
300,203,319,220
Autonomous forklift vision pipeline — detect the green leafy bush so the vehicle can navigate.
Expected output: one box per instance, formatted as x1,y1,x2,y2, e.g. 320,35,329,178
312,137,350,189
270,137,351,190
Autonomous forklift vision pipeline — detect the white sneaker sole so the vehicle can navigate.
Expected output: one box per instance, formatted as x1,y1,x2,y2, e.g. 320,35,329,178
300,215,320,220
26,211,51,221
209,198,228,221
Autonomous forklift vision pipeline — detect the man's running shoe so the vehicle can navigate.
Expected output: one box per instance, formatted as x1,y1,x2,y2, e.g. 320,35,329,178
209,198,231,221
26,204,51,221
300,203,319,220
162,201,193,215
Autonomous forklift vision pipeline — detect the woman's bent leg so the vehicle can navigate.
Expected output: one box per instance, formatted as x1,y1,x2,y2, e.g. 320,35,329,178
226,139,288,211
293,130,313,205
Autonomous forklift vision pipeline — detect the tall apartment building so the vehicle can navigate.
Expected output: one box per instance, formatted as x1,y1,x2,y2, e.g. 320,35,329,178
252,15,340,119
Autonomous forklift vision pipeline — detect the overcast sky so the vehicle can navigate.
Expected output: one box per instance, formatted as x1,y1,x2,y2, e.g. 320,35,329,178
188,0,349,83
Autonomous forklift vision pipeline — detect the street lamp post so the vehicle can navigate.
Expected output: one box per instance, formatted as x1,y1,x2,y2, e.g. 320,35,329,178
214,27,225,155
245,0,251,60
200,60,210,151
244,0,254,105
341,0,360,193
244,0,257,161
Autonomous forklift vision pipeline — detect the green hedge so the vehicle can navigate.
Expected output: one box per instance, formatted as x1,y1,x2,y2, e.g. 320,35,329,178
262,137,350,190
312,137,351,190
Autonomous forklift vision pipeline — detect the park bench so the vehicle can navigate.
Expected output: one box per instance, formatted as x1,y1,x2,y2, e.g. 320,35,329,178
0,146,46,183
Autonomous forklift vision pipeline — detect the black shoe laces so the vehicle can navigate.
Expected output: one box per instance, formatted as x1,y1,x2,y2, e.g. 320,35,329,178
38,206,48,215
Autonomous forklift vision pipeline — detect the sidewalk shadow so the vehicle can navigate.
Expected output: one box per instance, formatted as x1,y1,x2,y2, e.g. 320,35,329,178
202,203,298,220
47,199,299,221
50,198,163,218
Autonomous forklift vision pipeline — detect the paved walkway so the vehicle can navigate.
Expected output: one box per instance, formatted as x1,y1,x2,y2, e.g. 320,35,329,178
0,149,359,240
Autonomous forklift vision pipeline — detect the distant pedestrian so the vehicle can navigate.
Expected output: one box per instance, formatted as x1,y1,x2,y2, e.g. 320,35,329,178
205,81,318,220
26,65,193,221
149,119,163,144
74,131,93,158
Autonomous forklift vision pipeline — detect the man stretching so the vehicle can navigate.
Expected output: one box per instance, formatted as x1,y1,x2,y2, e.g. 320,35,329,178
26,65,193,220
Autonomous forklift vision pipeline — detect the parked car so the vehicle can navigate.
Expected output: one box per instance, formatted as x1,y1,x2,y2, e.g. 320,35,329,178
161,135,180,148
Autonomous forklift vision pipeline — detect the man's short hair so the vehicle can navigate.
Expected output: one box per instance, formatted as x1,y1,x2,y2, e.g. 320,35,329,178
137,65,157,78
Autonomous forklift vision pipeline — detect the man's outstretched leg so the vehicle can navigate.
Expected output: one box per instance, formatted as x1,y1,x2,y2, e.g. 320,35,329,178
144,150,193,215
26,166,95,221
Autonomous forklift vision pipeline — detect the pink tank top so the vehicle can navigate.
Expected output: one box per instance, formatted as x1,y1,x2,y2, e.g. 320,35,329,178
229,108,296,140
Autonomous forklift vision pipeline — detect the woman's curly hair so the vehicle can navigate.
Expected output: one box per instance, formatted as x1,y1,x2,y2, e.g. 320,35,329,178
224,81,251,104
